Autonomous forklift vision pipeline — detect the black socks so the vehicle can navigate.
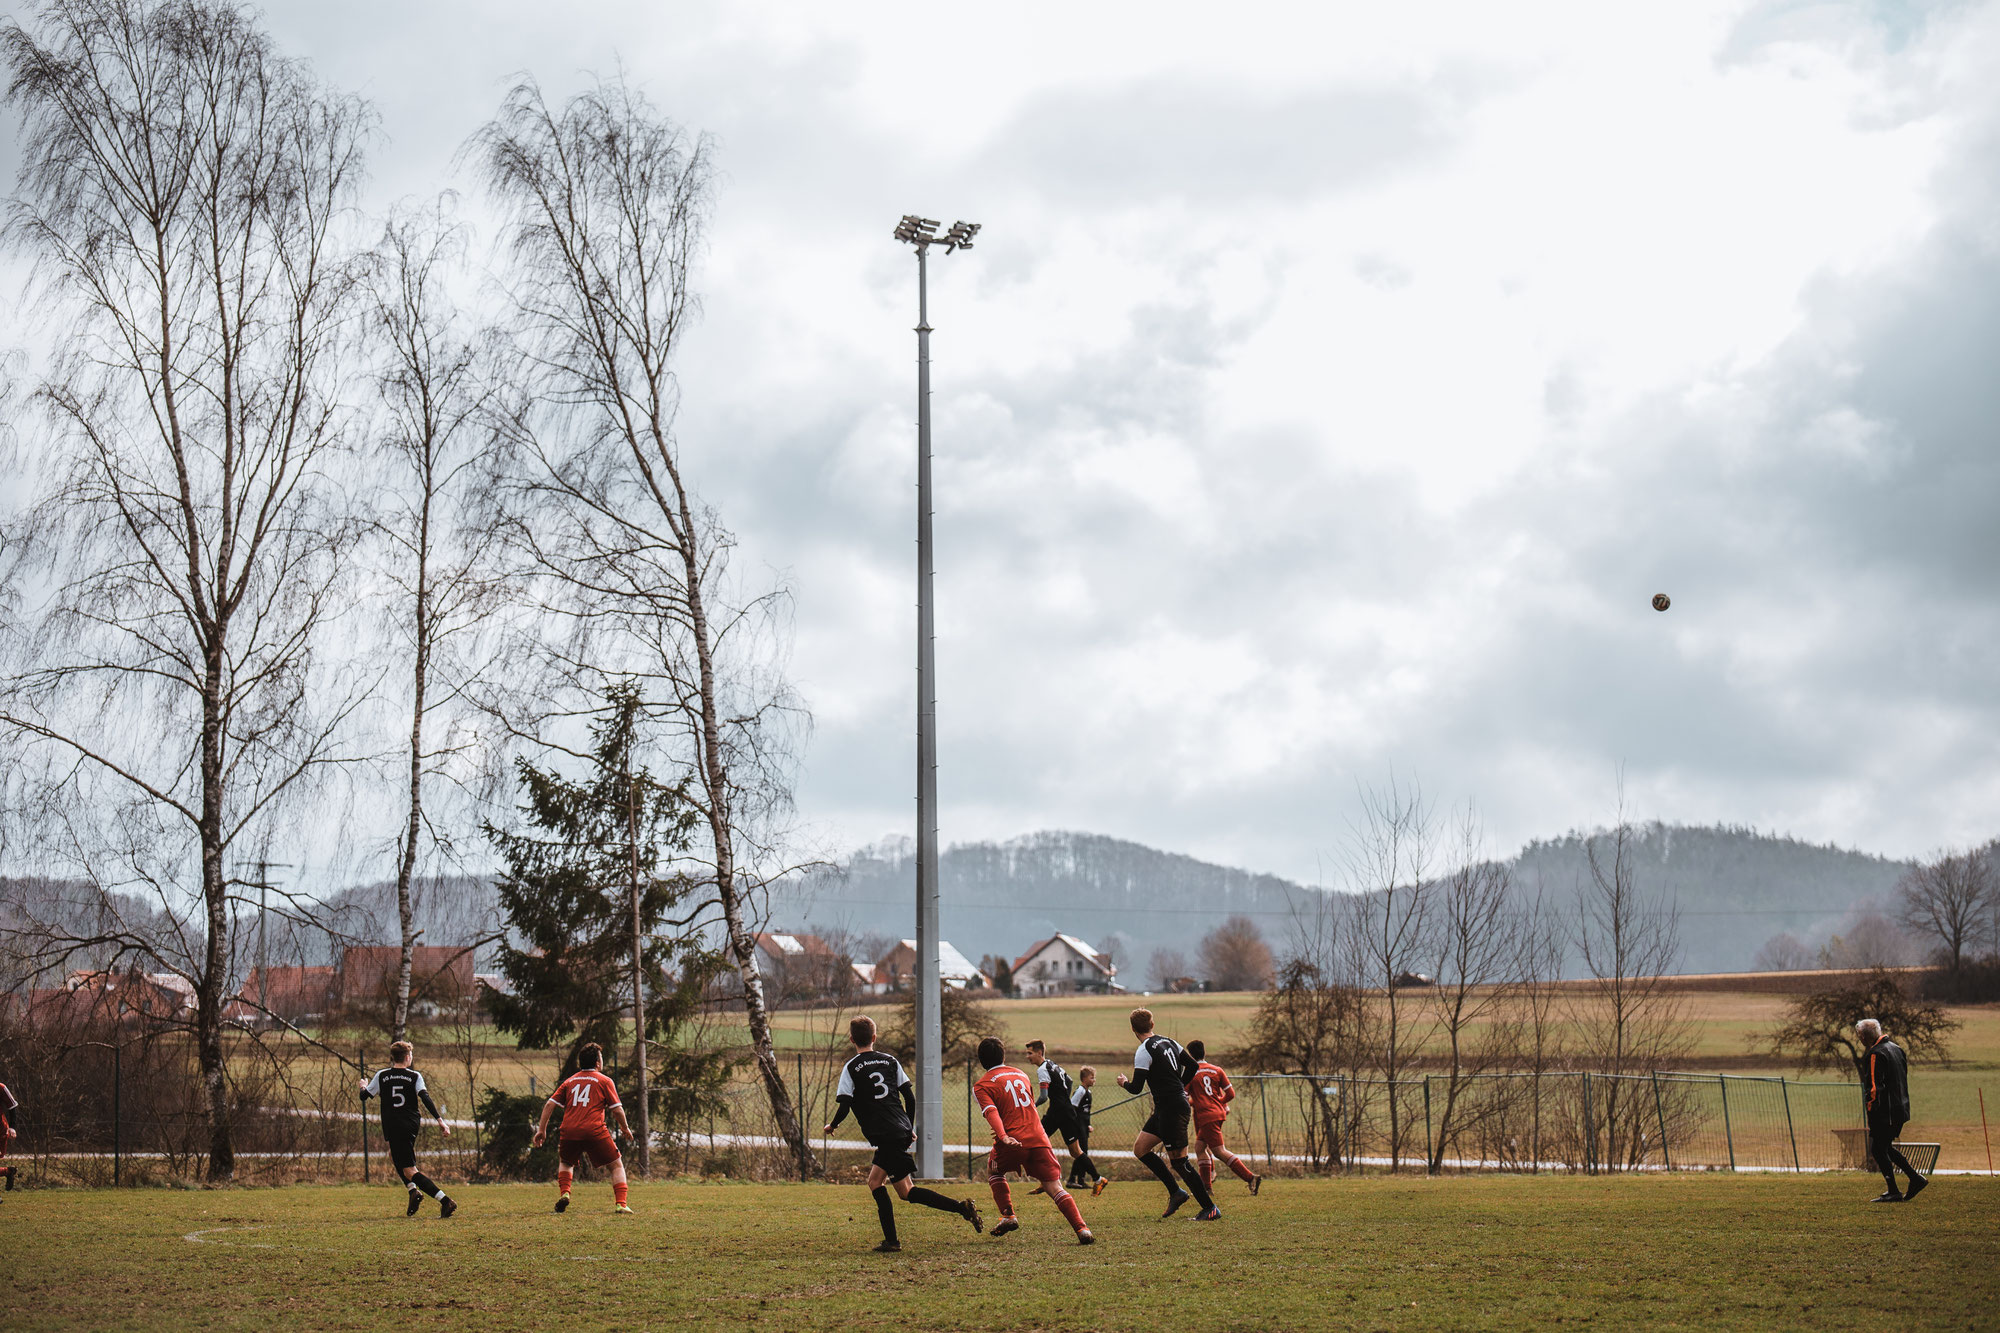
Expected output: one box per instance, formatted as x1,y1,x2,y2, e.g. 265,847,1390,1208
871,1185,898,1244
1140,1150,1179,1192
409,1172,446,1201
1174,1156,1215,1209
904,1185,960,1213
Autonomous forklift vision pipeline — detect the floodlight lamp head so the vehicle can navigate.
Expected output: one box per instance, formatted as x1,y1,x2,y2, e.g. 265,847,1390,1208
895,214,942,247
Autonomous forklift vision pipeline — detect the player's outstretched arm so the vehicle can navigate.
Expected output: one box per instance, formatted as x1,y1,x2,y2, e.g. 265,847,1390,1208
610,1105,633,1144
824,1095,852,1135
420,1089,451,1136
530,1098,558,1148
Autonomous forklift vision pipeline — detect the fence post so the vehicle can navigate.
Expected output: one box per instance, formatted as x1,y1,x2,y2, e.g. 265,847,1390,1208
1260,1077,1273,1168
1531,1073,1542,1174
1651,1071,1670,1172
113,1041,123,1187
359,1048,369,1184
1582,1073,1594,1176
1718,1074,1736,1171
966,1059,973,1182
1780,1077,1800,1172
1423,1077,1434,1176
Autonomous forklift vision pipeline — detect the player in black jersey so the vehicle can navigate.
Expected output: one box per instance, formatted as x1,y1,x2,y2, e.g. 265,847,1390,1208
1115,1007,1218,1220
358,1041,457,1218
1065,1066,1104,1193
1023,1040,1090,1195
823,1015,982,1252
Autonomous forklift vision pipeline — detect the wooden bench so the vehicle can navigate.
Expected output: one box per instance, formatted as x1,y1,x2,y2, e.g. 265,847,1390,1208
1831,1129,1939,1174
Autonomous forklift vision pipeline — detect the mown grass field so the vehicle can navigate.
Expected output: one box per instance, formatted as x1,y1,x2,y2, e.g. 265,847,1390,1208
5,1175,1996,1331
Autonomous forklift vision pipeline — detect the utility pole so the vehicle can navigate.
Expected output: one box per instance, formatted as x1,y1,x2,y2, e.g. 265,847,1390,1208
233,860,291,1020
892,214,979,1179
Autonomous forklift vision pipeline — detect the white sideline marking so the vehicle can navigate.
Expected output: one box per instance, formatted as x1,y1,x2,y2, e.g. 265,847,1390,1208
183,1226,276,1249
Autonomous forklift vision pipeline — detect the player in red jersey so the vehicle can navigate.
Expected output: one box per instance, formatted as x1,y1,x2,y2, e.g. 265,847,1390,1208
0,1080,17,1191
531,1043,635,1213
1185,1041,1259,1194
972,1037,1094,1245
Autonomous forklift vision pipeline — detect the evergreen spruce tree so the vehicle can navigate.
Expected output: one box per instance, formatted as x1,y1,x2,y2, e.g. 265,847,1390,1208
485,683,734,1169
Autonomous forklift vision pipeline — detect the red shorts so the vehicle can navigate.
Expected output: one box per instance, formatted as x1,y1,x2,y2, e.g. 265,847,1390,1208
558,1129,621,1168
987,1141,1062,1186
1196,1119,1228,1152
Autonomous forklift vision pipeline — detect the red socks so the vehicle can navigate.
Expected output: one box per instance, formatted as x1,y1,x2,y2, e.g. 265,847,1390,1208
557,1169,573,1194
1055,1191,1087,1233
988,1179,1014,1217
1228,1154,1256,1183
613,1181,629,1206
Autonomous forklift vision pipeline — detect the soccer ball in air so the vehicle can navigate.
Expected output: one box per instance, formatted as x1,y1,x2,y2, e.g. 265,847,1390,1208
1652,593,1671,612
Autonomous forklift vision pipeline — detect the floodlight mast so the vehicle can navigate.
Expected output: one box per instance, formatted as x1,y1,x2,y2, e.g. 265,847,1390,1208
894,213,976,1180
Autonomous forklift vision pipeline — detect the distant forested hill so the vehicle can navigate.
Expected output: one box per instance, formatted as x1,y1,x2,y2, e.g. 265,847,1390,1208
789,831,1312,983
786,824,1926,981
1510,823,1915,974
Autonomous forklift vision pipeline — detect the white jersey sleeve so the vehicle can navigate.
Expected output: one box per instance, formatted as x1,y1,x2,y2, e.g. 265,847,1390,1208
895,1060,912,1087
836,1060,855,1099
362,1069,383,1097
1133,1042,1153,1070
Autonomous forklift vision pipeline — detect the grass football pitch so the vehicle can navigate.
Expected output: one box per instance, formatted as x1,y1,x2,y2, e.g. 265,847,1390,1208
7,1174,1996,1330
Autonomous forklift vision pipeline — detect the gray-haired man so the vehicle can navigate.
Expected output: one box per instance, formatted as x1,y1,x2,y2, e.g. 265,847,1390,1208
1857,1018,1927,1203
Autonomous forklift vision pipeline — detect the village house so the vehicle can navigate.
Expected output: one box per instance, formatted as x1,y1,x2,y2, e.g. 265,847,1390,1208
875,939,990,991
1011,934,1119,996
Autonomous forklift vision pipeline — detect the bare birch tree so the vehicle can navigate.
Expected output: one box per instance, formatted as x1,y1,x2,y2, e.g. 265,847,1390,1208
1424,810,1520,1171
473,76,817,1173
365,198,502,1043
1343,778,1439,1170
0,0,370,1180
1570,804,1692,1168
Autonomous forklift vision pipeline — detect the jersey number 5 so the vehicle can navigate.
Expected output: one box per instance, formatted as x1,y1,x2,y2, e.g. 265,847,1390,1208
390,1084,406,1108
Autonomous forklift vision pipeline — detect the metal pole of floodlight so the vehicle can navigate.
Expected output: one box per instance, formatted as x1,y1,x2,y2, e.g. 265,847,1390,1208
893,213,978,1180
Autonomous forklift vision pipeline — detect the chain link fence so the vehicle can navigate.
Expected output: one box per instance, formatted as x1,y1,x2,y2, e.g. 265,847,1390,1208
0,1042,1879,1186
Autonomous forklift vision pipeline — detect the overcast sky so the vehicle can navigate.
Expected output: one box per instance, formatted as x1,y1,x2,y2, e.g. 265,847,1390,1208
7,0,1998,884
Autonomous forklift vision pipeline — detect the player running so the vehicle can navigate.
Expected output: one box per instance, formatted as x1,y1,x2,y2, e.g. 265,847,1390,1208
1115,1007,1219,1221
972,1037,1095,1245
1185,1040,1260,1195
531,1043,634,1214
1065,1066,1105,1194
1022,1040,1086,1195
823,1015,983,1253
358,1041,457,1218
1,1079,17,1191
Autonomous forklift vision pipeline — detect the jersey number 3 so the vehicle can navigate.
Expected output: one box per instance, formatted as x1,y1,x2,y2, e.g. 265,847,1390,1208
868,1070,891,1100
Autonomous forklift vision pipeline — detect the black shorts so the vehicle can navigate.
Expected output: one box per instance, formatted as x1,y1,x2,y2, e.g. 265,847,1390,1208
1041,1111,1079,1146
870,1141,917,1182
1142,1105,1190,1153
386,1133,418,1172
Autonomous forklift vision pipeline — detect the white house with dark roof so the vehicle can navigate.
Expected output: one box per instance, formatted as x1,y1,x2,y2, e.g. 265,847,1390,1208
1011,933,1119,996
876,939,990,991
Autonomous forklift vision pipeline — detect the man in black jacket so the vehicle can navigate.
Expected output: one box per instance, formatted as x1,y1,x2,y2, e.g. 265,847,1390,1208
1857,1018,1928,1203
